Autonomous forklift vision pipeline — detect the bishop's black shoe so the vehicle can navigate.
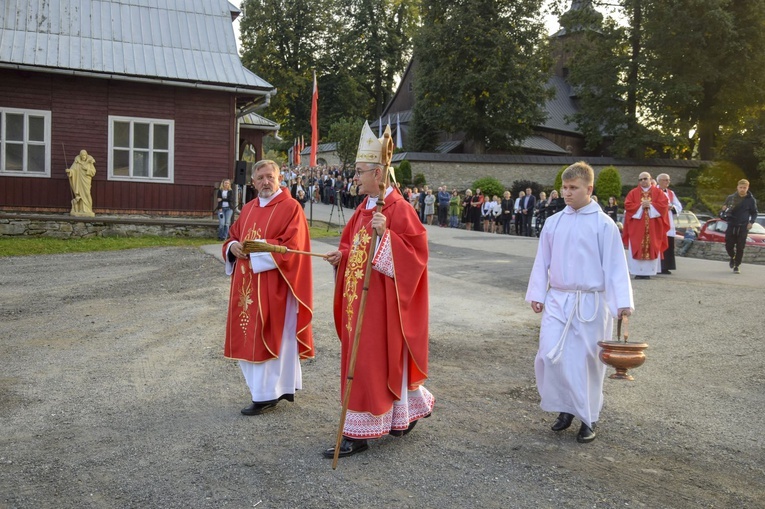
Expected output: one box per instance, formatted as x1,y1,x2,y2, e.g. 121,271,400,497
323,438,369,459
634,275,651,280
576,423,596,443
240,400,278,416
390,419,419,437
551,412,574,432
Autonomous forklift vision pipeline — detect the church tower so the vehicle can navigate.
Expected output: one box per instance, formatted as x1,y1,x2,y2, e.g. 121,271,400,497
550,0,603,79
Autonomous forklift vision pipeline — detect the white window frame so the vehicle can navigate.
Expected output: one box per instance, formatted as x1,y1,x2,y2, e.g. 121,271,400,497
108,115,174,183
0,107,52,177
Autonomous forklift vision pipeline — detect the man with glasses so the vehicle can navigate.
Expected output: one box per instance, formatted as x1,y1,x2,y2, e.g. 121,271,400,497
323,122,434,459
621,172,670,279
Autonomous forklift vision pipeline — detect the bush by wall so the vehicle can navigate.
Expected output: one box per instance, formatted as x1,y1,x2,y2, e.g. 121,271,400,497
595,166,622,200
397,160,412,186
471,176,505,199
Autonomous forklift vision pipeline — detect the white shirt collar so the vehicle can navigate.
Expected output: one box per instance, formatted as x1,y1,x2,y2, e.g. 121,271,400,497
258,187,282,207
365,186,395,209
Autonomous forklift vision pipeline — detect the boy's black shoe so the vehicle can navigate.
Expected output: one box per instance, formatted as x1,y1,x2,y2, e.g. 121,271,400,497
241,400,277,415
551,412,574,432
576,423,596,443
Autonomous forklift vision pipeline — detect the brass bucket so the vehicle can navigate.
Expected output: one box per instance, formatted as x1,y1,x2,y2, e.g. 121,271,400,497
597,316,648,381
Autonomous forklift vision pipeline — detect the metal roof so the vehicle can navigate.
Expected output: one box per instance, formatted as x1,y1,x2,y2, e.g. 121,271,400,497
540,75,580,134
300,142,337,155
239,112,279,131
518,135,569,154
435,140,462,153
0,0,274,94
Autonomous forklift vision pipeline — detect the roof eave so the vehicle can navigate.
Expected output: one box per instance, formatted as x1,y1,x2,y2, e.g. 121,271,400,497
0,63,274,97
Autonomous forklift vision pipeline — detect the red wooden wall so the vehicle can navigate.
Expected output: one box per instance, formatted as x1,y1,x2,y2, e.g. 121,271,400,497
0,69,240,215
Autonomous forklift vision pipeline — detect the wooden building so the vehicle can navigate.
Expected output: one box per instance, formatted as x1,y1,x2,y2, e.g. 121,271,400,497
0,0,276,216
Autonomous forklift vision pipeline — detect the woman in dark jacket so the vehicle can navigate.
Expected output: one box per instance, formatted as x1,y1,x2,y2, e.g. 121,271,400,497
470,189,485,232
215,179,234,241
604,196,619,222
461,189,473,230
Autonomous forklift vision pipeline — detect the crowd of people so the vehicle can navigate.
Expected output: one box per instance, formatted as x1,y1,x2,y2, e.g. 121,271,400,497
229,163,757,279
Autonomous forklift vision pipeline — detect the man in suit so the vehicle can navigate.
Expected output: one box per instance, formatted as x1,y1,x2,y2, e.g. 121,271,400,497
522,187,536,236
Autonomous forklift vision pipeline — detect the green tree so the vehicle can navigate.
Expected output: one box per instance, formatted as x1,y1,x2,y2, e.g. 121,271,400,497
557,0,765,160
239,0,420,140
328,117,364,168
412,0,551,154
595,166,622,200
239,0,335,139
642,0,765,161
335,0,420,118
472,177,504,199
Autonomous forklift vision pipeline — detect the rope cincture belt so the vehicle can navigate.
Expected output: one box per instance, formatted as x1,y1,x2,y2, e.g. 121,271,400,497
546,288,601,365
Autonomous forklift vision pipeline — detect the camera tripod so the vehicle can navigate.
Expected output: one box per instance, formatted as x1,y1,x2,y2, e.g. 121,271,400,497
327,192,347,230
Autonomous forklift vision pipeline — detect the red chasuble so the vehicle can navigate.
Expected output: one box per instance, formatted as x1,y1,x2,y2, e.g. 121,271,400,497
622,185,670,260
223,189,314,362
333,191,429,416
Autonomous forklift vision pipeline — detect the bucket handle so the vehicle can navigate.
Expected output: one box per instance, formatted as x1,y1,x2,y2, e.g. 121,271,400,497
617,316,630,343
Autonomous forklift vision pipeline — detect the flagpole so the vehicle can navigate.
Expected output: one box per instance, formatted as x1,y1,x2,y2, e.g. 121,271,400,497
310,71,319,168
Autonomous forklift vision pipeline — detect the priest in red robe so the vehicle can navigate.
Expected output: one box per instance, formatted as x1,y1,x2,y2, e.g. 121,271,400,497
222,160,314,415
323,122,434,459
621,172,670,279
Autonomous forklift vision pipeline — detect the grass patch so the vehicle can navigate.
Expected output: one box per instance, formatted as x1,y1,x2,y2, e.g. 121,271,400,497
0,236,218,257
0,224,341,257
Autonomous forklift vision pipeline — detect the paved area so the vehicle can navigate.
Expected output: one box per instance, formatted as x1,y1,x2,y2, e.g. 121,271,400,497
2,200,764,508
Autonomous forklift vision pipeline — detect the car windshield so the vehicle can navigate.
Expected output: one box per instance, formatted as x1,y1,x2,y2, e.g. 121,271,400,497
750,222,765,234
676,212,701,228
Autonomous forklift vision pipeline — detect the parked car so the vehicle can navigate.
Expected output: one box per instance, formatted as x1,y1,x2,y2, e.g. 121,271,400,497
695,213,714,223
697,218,765,246
673,211,701,235
755,214,765,228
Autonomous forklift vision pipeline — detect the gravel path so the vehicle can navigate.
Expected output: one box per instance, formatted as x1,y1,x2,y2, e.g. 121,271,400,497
1,230,763,508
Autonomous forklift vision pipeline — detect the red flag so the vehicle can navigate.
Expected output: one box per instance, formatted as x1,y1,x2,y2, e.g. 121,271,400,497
310,71,319,167
295,137,301,166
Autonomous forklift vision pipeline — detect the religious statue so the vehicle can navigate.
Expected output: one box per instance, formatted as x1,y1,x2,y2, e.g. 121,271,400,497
66,149,97,217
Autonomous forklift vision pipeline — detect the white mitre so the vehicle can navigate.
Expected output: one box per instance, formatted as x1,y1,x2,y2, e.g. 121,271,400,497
356,121,391,164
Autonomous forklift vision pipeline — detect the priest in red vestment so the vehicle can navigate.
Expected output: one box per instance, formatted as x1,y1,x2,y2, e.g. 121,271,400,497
222,160,314,416
323,122,434,459
621,172,670,279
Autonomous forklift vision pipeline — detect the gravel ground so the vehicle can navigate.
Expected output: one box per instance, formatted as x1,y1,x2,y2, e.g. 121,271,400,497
1,231,763,509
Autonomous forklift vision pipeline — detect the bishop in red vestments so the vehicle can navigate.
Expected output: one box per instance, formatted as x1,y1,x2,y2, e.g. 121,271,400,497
621,172,670,279
223,160,314,415
323,122,434,459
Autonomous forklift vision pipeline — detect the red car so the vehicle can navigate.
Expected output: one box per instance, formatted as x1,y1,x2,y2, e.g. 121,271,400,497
697,218,765,246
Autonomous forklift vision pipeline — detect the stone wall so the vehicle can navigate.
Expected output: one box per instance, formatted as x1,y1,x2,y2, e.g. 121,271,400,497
676,239,764,265
0,215,216,239
408,162,694,191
